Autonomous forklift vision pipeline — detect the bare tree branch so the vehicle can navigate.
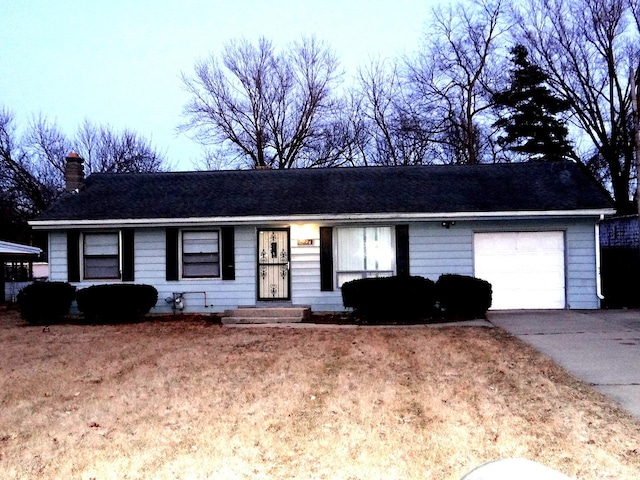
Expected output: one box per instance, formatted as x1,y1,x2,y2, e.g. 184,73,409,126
510,0,640,212
74,120,165,174
354,59,435,165
180,36,345,169
406,0,508,164
1,106,167,240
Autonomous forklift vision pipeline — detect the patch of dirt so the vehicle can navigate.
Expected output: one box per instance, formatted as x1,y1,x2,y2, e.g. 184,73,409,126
0,305,223,327
305,311,355,324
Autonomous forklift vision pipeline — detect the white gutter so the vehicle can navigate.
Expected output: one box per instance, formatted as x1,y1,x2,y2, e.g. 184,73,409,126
0,240,42,256
595,215,605,301
29,208,616,230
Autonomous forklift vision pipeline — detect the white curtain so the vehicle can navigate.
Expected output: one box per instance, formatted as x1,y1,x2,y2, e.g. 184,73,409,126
336,227,393,285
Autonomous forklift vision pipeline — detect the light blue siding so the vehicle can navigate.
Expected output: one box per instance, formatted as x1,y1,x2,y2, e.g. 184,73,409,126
288,217,601,311
48,231,68,282
409,222,473,281
46,216,602,314
49,227,257,314
460,218,600,309
290,226,343,311
409,223,474,280
565,220,599,309
149,226,257,313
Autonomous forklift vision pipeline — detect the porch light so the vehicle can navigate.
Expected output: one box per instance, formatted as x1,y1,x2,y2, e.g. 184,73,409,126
291,224,317,245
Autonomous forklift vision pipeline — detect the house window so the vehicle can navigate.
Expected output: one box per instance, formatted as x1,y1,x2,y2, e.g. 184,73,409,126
83,232,120,279
182,231,220,278
335,226,394,286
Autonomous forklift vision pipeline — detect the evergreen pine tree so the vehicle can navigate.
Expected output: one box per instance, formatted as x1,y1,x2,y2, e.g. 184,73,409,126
493,45,575,161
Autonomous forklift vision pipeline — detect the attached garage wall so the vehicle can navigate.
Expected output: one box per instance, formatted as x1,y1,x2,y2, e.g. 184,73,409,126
409,218,600,310
474,231,566,309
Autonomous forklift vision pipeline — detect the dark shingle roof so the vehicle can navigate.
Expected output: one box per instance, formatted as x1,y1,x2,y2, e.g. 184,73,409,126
35,161,613,222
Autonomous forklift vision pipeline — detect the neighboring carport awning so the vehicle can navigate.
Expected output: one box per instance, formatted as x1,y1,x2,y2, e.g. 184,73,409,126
0,240,42,259
1,241,43,303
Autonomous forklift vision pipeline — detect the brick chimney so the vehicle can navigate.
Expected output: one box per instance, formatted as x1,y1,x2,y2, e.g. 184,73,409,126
65,152,84,192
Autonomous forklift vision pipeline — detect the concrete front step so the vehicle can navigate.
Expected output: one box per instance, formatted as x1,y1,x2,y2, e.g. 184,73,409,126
221,307,311,324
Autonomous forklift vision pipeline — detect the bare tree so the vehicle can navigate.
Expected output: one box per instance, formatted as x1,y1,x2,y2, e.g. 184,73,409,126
511,0,640,212
0,107,166,242
180,36,345,169
407,0,507,164
0,109,59,220
629,0,640,33
354,59,434,166
23,114,73,197
75,120,165,174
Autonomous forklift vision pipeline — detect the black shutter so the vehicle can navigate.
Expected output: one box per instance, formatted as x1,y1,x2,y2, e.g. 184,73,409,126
66,230,80,282
166,228,179,281
320,227,334,291
395,224,410,277
121,229,135,281
221,226,235,280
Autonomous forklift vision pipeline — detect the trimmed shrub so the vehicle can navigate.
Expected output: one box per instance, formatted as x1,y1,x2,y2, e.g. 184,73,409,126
17,282,76,324
76,284,158,322
342,275,436,323
435,274,492,319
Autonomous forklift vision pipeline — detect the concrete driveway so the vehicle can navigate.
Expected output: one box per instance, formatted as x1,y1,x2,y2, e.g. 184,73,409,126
488,309,640,418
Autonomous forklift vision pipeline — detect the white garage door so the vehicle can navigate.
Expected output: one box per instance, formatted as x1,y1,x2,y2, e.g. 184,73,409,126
474,232,565,309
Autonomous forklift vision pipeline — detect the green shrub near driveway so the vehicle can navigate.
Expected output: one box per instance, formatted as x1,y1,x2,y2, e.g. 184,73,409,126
435,274,492,319
76,284,158,322
16,282,76,324
341,274,492,323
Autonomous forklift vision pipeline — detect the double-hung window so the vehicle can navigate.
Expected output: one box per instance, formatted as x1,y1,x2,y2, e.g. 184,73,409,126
83,232,120,279
182,231,220,278
335,226,394,286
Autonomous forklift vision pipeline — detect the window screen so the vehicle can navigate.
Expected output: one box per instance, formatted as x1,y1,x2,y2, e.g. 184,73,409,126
84,232,120,279
182,231,220,278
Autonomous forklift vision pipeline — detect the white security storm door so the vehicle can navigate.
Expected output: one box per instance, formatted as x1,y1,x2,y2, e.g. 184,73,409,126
257,229,290,300
474,231,566,309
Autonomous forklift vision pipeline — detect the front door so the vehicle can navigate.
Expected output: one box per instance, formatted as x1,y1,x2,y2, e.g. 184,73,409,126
257,229,290,300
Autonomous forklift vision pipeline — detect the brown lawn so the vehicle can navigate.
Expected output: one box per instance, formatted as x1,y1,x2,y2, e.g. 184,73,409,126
0,309,639,480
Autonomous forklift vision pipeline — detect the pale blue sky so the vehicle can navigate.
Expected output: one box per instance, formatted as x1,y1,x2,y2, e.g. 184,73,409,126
1,0,434,170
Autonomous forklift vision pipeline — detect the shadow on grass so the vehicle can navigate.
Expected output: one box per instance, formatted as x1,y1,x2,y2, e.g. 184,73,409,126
305,311,486,326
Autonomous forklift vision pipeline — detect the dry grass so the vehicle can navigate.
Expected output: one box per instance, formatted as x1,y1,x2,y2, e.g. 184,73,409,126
1,309,639,480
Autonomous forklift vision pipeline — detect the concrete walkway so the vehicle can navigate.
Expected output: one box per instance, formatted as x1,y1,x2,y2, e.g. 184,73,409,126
488,309,640,418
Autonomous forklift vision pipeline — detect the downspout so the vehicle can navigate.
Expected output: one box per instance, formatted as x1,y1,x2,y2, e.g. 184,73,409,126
118,230,124,280
595,215,604,302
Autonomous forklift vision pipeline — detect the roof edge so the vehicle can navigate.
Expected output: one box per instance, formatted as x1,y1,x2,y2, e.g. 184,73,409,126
30,208,615,229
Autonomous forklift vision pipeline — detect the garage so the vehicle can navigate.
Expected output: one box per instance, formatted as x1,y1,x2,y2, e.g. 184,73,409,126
474,231,566,309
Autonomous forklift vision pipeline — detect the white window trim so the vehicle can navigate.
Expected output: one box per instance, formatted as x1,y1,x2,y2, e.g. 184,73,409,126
180,229,221,279
81,231,122,281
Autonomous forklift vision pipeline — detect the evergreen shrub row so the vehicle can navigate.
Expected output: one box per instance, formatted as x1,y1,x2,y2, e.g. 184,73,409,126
16,282,76,324
17,282,157,324
341,274,492,323
76,284,158,322
435,274,493,320
342,275,436,321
